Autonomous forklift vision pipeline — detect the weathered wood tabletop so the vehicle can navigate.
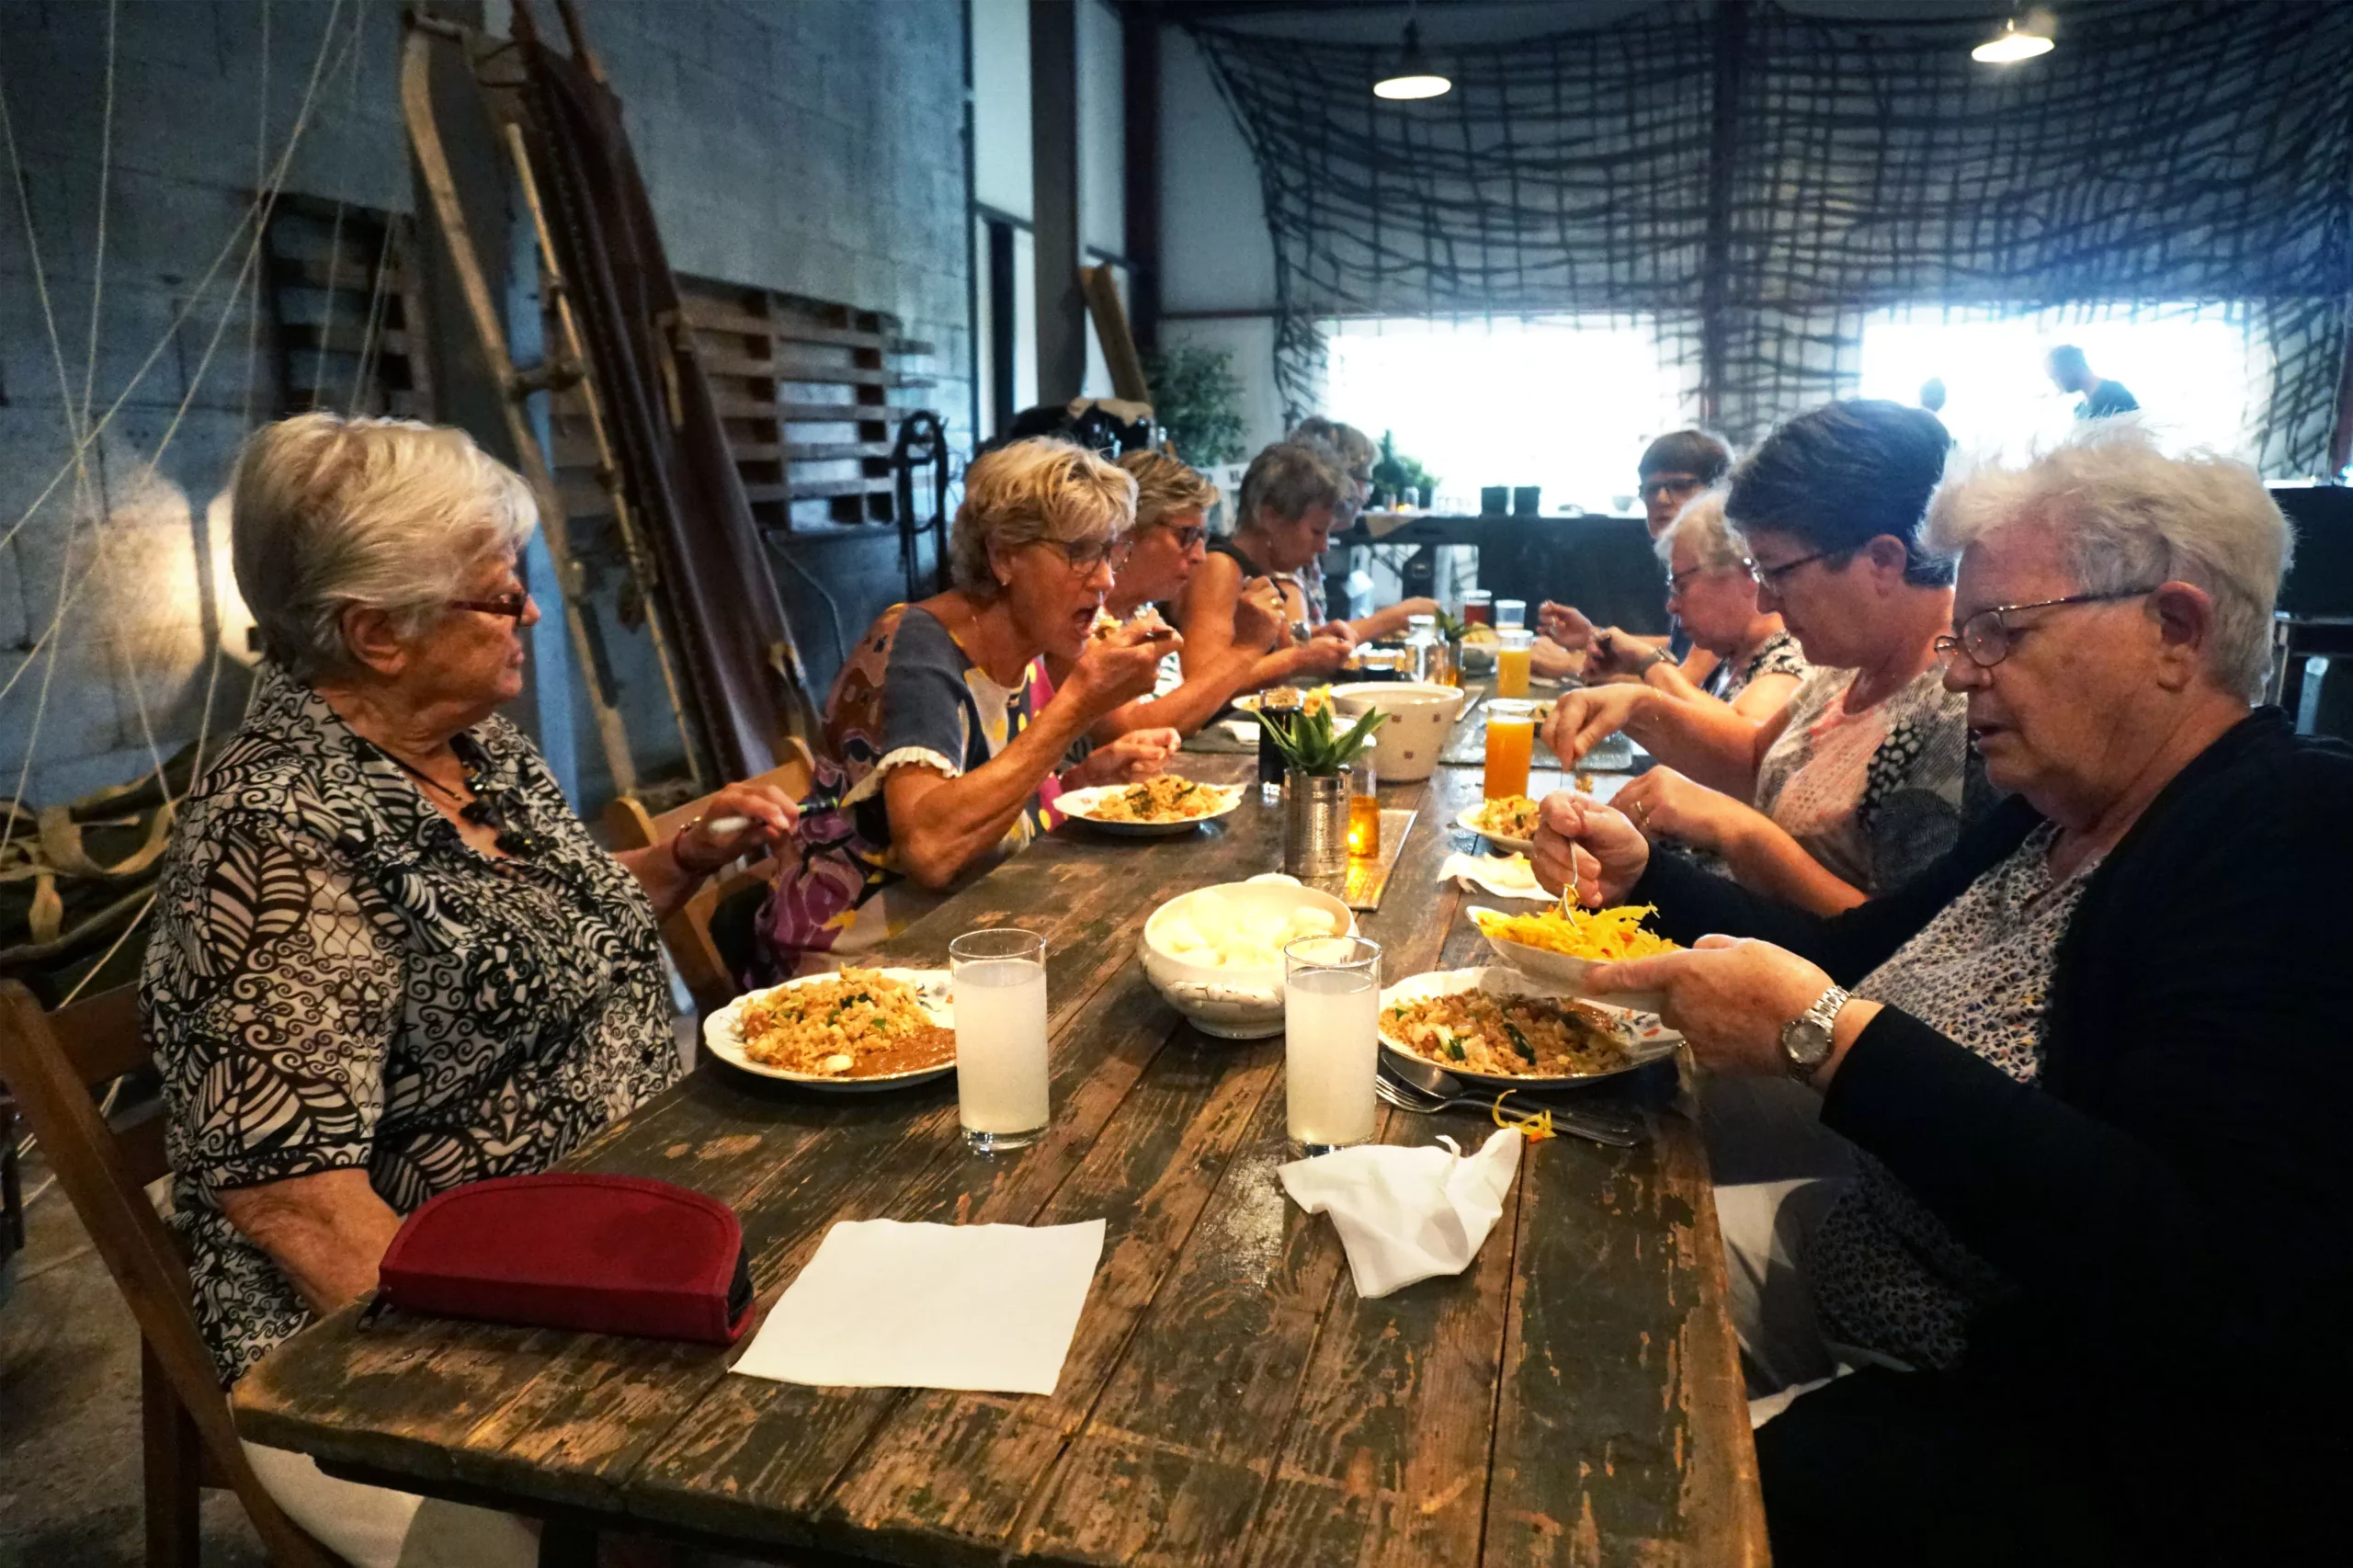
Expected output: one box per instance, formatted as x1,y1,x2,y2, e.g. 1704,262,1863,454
233,733,1764,1566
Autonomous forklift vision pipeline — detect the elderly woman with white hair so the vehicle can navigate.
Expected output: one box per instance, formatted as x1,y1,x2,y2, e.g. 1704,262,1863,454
142,414,802,1566
754,437,1176,977
1566,490,1812,722
1530,426,2351,1565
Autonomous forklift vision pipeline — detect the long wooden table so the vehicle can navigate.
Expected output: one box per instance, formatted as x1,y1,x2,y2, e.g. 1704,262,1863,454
233,746,1766,1567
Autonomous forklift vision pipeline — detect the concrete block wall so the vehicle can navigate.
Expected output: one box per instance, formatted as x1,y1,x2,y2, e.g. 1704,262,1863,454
0,0,972,809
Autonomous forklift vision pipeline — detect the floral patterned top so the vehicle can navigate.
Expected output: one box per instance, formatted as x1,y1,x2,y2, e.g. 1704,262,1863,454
753,604,1056,980
1703,629,1811,703
1811,823,2100,1368
1752,665,1972,896
142,665,678,1388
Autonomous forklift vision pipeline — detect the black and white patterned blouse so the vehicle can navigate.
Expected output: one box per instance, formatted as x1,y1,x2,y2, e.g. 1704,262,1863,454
1807,823,2099,1368
142,665,680,1387
1702,628,1811,704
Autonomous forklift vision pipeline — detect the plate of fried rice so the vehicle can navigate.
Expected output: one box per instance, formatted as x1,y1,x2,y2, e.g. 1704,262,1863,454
1457,793,1543,852
1378,967,1681,1088
1058,776,1245,836
704,967,956,1091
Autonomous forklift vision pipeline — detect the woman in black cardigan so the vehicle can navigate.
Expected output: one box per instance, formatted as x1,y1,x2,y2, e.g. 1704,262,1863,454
1535,429,2350,1566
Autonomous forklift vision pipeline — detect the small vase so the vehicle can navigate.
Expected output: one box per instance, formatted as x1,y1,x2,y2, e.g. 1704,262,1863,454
1284,770,1351,878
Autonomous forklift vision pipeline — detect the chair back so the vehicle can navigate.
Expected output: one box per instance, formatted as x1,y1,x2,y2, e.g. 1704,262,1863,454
601,744,813,1013
0,981,338,1567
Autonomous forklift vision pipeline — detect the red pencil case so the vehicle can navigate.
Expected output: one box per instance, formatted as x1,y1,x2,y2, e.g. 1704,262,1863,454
367,1173,754,1345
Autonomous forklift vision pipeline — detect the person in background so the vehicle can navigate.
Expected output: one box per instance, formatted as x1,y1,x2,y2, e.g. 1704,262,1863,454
1077,449,1288,738
1286,415,1439,639
1585,490,1812,726
2045,344,2139,419
144,414,804,1568
1176,442,1358,691
1545,401,1973,915
754,439,1176,979
1538,427,1735,678
1529,426,2343,1566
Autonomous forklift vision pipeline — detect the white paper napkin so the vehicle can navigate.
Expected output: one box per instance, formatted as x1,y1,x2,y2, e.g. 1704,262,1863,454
732,1218,1107,1394
1277,1130,1523,1298
1438,850,1552,901
1220,717,1259,746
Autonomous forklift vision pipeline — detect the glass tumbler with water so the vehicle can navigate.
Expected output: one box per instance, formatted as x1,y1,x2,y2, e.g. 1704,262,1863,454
1283,936,1381,1156
950,928,1051,1152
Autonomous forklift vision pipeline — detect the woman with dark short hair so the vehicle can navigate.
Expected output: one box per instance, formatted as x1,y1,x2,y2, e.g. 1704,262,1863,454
1547,401,1975,914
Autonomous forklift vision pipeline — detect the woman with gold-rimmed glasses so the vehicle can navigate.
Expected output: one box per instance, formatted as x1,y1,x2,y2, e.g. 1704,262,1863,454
1530,427,2350,1563
143,413,805,1566
753,438,1180,979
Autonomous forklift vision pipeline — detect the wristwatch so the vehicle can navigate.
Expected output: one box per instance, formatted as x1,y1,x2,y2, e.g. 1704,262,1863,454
1779,985,1850,1082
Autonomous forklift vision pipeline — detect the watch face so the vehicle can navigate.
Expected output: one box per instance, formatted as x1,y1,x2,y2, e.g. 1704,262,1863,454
1784,1018,1832,1067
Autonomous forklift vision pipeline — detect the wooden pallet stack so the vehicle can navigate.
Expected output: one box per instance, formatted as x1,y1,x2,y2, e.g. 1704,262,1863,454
674,278,935,531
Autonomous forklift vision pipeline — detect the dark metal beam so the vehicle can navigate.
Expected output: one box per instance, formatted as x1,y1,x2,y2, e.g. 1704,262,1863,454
1029,0,1087,403
1123,10,1163,352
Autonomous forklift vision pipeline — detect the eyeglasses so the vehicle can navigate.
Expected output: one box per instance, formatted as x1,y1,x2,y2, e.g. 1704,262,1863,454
449,591,533,620
1038,538,1132,574
1638,474,1706,502
1747,549,1842,588
1160,521,1209,552
1934,588,2160,670
1666,561,1752,597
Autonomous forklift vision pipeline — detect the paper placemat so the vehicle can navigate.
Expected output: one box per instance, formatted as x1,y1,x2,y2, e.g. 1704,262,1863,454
733,1219,1107,1395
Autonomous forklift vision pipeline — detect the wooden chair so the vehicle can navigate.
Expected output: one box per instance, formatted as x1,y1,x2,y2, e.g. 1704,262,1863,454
601,743,814,1015
0,981,341,1568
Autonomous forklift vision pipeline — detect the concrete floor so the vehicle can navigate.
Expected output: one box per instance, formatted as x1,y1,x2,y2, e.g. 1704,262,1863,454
0,1148,269,1568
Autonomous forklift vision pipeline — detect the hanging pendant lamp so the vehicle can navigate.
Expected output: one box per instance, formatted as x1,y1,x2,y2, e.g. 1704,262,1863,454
1972,13,2056,63
1373,19,1451,100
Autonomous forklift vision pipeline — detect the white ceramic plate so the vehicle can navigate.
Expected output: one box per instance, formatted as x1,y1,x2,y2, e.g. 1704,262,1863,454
703,968,955,1092
1455,800,1538,855
1468,906,1671,1016
1230,688,1335,718
1058,780,1245,837
1378,966,1680,1089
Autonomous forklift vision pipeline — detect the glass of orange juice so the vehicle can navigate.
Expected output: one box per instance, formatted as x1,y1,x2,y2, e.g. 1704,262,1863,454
1483,699,1536,801
1495,629,1534,699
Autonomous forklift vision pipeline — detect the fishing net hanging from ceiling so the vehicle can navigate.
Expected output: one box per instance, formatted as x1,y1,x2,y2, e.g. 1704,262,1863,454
1189,0,2353,476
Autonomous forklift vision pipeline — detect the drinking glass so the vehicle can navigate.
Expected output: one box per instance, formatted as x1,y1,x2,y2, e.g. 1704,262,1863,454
1284,936,1381,1156
1494,597,1527,630
1495,628,1534,699
1483,699,1536,801
950,928,1050,1152
1461,589,1494,628
1346,744,1381,858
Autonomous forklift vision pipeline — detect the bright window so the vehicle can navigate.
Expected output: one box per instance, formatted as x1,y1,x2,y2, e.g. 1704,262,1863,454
1321,314,1682,515
1855,302,2265,464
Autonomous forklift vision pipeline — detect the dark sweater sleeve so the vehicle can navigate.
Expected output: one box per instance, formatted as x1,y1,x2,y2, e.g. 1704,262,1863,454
1629,795,2040,986
1821,744,2353,1379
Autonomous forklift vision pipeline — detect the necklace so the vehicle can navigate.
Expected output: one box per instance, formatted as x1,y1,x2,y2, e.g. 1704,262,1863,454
361,739,546,858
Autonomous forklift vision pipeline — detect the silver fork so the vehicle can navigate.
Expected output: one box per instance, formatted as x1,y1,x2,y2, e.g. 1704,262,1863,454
1374,1072,1643,1148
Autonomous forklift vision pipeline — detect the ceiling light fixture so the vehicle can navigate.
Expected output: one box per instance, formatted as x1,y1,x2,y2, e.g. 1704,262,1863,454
1373,19,1451,101
1972,13,2056,64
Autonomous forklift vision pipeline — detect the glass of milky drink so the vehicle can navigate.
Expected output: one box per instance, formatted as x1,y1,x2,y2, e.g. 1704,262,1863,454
950,928,1051,1153
1282,936,1382,1156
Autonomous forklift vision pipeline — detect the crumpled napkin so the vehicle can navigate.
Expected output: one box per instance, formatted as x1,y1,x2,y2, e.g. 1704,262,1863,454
1277,1130,1523,1298
1438,850,1552,901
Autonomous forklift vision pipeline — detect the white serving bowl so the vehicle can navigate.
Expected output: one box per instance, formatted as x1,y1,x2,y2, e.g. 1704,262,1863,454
1138,875,1358,1040
1327,681,1469,783
1469,904,1670,1017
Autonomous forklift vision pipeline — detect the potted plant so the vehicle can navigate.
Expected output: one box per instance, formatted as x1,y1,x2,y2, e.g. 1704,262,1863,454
1142,345,1246,466
1256,705,1385,876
